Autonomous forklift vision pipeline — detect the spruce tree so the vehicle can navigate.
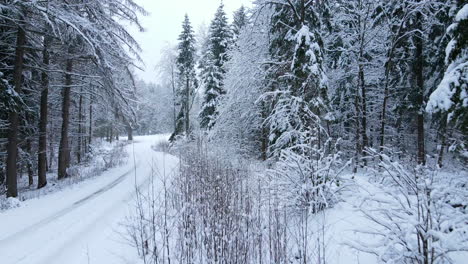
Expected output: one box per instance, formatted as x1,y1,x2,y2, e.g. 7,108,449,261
199,3,231,129
427,2,467,129
426,2,467,163
266,0,330,156
232,5,248,41
171,14,196,140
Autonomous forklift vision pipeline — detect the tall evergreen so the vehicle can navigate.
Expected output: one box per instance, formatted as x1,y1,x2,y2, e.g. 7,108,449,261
426,2,467,163
427,2,467,129
266,0,330,157
232,5,248,41
171,14,196,140
199,3,231,129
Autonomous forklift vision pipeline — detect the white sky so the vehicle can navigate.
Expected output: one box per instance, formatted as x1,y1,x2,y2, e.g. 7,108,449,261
127,0,253,84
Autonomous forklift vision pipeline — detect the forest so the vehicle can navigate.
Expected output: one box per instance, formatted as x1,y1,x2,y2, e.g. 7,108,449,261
0,0,467,263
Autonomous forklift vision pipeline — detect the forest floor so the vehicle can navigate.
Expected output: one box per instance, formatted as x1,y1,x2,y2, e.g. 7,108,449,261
0,135,178,264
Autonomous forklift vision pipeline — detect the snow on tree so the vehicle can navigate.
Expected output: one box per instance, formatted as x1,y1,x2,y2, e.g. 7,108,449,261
426,3,467,134
211,5,269,158
264,0,330,157
351,151,468,264
232,5,248,42
199,3,231,130
171,14,197,141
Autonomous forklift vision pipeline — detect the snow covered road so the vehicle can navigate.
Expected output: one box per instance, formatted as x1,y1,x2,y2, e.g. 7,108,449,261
0,135,178,264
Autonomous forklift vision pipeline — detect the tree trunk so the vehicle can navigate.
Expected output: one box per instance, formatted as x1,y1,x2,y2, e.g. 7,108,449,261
109,126,113,143
185,77,190,135
172,67,177,132
261,103,268,161
379,61,392,157
57,58,73,179
0,159,5,185
88,94,93,150
437,116,447,168
77,89,83,163
6,25,26,197
26,138,33,186
354,89,361,173
359,64,368,166
48,135,54,171
38,35,50,189
127,124,133,141
415,11,426,165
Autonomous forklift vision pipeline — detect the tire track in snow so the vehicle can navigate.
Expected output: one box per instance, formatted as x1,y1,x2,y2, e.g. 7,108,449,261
0,158,141,247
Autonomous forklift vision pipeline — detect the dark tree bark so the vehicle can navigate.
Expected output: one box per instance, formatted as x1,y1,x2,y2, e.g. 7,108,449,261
38,35,50,189
414,11,426,165
359,65,368,166
77,89,83,163
379,58,393,157
109,126,113,143
171,65,177,132
88,94,93,150
127,124,133,141
48,134,54,171
357,0,369,165
185,77,190,135
0,160,4,185
354,90,361,173
26,138,33,186
260,103,268,161
57,58,73,179
437,115,447,168
6,25,26,197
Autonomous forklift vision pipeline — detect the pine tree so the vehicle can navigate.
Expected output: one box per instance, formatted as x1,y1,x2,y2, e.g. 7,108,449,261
199,3,231,129
426,2,467,129
265,0,330,157
232,5,248,41
171,14,197,140
426,2,467,163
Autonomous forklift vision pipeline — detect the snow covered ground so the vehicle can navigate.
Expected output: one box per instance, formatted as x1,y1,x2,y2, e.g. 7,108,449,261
322,172,468,264
1,135,466,264
0,135,179,264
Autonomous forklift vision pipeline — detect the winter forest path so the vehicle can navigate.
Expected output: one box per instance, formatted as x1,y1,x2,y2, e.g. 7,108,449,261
0,135,178,264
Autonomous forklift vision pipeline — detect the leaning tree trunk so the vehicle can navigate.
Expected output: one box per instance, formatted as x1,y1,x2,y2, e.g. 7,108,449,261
6,25,26,197
38,35,50,189
57,58,73,179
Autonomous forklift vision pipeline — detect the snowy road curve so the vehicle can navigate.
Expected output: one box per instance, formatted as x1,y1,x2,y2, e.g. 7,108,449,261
0,135,178,264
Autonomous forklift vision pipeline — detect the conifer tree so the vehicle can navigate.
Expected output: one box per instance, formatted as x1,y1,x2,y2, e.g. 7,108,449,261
426,2,467,163
171,14,196,140
232,5,248,41
427,2,467,129
265,0,330,156
199,3,231,129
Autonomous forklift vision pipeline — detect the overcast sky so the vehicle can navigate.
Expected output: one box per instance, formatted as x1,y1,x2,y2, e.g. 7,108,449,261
127,0,253,84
